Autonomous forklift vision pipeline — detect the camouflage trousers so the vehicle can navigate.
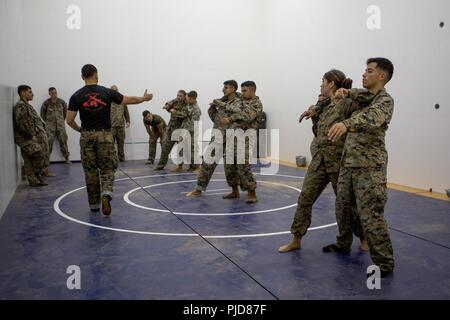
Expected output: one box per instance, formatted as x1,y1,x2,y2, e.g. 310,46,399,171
223,137,256,192
291,160,364,238
19,134,48,186
156,126,181,168
112,126,126,161
37,133,50,172
195,136,256,192
196,162,218,191
148,131,163,162
80,130,117,209
47,128,70,160
178,130,200,169
335,166,394,272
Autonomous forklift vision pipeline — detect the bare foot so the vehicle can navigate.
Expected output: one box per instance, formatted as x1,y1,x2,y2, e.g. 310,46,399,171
278,236,301,253
186,189,202,197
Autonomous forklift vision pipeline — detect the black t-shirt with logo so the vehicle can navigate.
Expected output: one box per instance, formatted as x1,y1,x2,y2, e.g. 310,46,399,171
68,84,124,129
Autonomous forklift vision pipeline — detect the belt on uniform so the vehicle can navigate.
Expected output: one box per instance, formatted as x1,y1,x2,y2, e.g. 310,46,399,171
81,128,111,132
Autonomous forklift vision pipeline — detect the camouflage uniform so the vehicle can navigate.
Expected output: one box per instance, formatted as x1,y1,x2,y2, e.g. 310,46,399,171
335,88,395,273
156,100,189,168
195,95,242,191
291,92,374,237
110,102,130,161
179,103,202,168
223,96,264,192
145,114,167,163
40,98,70,161
13,99,49,186
80,130,117,209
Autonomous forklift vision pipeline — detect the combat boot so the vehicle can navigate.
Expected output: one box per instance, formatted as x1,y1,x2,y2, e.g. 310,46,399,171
101,195,112,216
223,186,240,199
246,190,257,203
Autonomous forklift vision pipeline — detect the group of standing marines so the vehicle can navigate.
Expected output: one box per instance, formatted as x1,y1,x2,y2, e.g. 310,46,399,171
13,56,395,277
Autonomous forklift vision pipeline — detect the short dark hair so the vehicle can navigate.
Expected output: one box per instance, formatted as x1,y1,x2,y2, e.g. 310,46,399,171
241,81,257,90
367,57,394,83
81,64,98,79
17,85,31,95
48,87,56,92
223,80,238,90
178,90,187,96
187,90,197,98
142,110,150,117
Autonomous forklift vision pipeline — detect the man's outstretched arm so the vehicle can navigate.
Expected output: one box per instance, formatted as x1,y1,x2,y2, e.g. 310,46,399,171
121,90,153,105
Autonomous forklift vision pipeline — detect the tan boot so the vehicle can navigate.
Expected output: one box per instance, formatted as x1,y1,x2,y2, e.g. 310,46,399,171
186,189,202,197
246,190,257,203
278,235,302,253
223,186,240,199
101,195,112,216
359,239,369,251
188,164,200,173
173,164,184,172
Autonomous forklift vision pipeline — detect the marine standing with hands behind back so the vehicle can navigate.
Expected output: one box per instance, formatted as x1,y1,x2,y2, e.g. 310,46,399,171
40,87,71,165
110,85,130,162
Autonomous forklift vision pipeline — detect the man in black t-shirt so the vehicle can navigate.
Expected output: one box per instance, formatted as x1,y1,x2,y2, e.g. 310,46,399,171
66,64,153,215
142,110,167,165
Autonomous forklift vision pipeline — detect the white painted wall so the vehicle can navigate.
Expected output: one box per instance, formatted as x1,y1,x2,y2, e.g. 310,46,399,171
261,0,450,193
0,0,25,218
1,0,449,196
17,0,266,162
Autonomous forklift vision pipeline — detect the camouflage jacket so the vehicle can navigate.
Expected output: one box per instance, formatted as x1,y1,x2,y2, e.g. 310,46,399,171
40,98,67,131
341,88,394,168
309,97,371,173
208,95,243,133
226,96,264,130
13,99,47,148
180,103,201,132
110,102,130,127
167,99,189,130
310,95,332,137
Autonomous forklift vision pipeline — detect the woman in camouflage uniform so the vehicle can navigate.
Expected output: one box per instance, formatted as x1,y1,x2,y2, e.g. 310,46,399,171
279,70,374,253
